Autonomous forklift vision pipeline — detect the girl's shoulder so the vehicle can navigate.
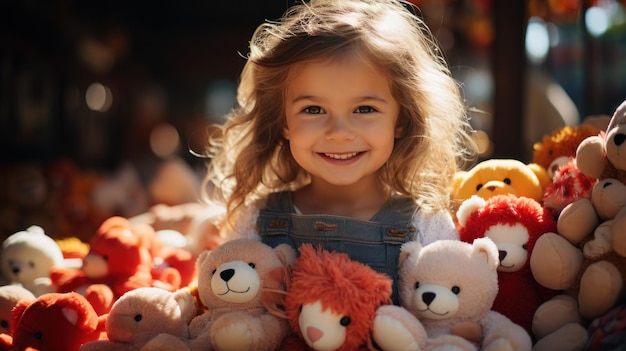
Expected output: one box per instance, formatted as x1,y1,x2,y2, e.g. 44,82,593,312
411,207,458,244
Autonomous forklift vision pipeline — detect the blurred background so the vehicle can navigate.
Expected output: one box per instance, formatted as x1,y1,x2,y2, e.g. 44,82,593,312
1,0,625,240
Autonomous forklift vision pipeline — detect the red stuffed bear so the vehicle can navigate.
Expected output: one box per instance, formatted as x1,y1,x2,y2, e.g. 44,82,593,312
50,216,155,315
456,194,558,338
0,292,106,351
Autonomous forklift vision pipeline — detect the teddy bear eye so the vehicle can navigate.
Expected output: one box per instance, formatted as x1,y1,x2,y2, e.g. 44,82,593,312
29,261,35,268
0,320,7,328
212,269,217,275
503,178,511,185
414,282,420,290
248,263,255,269
339,316,351,327
475,184,483,191
35,331,42,340
134,314,142,322
451,286,461,294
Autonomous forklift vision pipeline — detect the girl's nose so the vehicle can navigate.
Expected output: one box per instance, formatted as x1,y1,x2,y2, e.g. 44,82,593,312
325,115,355,141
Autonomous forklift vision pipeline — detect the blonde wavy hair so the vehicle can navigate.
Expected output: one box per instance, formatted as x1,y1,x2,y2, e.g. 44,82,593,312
203,0,477,228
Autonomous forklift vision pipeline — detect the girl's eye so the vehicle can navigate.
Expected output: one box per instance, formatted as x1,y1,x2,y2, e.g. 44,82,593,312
354,105,375,113
303,106,324,114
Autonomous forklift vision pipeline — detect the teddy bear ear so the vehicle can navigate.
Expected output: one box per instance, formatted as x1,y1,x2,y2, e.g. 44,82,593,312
456,195,486,227
398,241,422,267
10,299,32,332
173,289,197,323
472,237,499,271
606,99,626,132
196,249,212,268
274,244,296,267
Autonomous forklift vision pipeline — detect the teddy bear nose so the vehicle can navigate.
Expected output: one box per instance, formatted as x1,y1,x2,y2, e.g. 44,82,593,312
220,268,235,282
499,250,507,261
422,292,436,305
614,133,625,146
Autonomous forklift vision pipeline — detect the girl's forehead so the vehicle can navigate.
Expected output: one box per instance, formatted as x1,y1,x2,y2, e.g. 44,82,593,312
288,53,386,80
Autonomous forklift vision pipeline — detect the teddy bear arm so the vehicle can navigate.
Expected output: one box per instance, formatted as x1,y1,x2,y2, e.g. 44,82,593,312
530,232,584,290
576,136,608,179
257,313,291,349
480,311,532,351
140,333,191,351
187,312,213,339
611,209,626,256
372,305,428,351
209,311,288,351
583,221,614,259
425,335,478,351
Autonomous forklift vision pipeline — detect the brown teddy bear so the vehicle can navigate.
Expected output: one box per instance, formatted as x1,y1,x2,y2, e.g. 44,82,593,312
530,177,626,351
186,238,295,351
576,99,626,184
372,238,532,351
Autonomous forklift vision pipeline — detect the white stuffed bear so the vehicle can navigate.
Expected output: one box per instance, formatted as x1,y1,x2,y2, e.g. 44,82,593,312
373,238,532,351
0,225,65,296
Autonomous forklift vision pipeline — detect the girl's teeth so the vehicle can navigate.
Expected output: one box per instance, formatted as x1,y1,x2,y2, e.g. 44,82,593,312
325,152,358,159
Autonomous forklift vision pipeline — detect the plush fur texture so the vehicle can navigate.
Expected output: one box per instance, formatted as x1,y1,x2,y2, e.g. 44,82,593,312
186,238,295,351
396,239,532,350
0,225,65,297
0,285,35,336
542,158,597,217
50,216,154,315
281,244,392,351
457,194,558,337
533,124,600,179
0,292,106,351
576,99,626,184
531,176,626,351
452,159,549,213
81,287,197,351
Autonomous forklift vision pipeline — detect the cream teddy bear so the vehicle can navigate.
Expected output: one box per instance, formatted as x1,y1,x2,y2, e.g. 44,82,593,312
0,225,66,297
80,287,197,351
373,238,532,351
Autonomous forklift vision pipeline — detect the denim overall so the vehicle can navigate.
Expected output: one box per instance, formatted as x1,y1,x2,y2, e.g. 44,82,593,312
257,191,418,304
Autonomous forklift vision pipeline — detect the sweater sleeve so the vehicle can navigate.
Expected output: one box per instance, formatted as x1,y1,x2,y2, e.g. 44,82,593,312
225,201,262,241
412,209,459,245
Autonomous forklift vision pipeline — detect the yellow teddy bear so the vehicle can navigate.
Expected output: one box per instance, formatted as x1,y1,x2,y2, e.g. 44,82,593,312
452,159,550,212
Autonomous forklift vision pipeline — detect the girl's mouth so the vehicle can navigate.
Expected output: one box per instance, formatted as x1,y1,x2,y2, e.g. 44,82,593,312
323,152,360,160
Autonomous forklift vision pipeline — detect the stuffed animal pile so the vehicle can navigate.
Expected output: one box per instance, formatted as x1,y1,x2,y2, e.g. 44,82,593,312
1,99,625,350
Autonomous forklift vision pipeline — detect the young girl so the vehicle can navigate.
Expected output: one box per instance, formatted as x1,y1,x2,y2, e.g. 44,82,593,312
203,0,477,298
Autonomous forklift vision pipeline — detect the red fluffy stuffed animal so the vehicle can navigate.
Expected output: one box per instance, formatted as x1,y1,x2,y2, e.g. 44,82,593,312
50,216,154,315
0,292,106,351
456,194,559,338
272,244,393,351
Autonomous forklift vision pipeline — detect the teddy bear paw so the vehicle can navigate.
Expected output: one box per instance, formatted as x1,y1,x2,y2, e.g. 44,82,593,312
426,335,478,351
482,338,514,351
212,322,253,351
373,314,422,351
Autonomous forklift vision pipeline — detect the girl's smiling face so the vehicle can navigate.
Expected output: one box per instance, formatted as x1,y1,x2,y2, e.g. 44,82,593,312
283,56,401,188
